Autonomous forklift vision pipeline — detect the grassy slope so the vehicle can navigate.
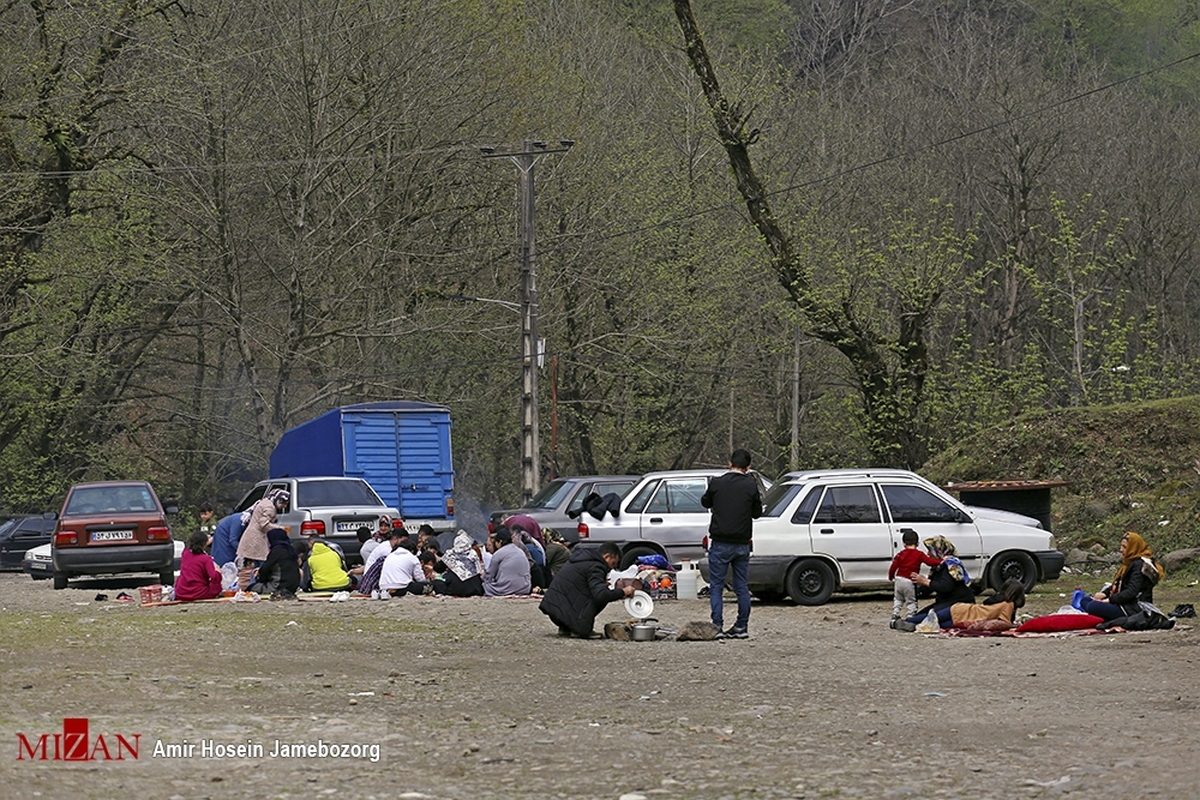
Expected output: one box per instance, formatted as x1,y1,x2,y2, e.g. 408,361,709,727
922,396,1200,553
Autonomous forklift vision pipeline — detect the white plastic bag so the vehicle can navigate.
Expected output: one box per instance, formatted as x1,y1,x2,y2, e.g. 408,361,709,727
607,565,639,588
915,609,940,633
220,562,238,592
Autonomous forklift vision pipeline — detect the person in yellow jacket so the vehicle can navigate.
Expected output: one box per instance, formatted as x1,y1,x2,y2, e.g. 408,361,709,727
305,536,355,592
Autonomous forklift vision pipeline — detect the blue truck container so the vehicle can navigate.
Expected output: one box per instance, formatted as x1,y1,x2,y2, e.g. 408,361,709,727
269,401,456,531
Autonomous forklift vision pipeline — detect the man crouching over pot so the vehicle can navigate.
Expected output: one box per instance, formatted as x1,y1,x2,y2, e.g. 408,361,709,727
539,542,636,638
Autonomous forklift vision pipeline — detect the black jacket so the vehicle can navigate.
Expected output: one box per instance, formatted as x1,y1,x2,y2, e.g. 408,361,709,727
1106,558,1157,614
915,562,975,616
257,542,301,595
701,470,762,544
539,548,625,637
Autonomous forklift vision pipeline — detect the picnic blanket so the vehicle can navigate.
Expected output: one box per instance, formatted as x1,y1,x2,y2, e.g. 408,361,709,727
935,623,1189,638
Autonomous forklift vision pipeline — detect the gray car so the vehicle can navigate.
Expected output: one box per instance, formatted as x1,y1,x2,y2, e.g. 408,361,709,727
489,475,639,544
236,477,400,566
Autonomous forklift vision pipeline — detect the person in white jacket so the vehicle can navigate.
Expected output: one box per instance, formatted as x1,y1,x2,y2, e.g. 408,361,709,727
379,539,428,597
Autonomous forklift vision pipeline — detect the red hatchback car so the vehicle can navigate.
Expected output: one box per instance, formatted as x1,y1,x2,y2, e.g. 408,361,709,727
51,481,178,590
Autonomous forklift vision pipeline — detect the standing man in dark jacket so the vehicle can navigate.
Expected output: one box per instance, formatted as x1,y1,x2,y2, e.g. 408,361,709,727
701,449,762,639
539,542,635,638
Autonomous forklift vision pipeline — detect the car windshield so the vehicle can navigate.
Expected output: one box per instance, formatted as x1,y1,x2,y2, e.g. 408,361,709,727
294,479,384,508
525,479,573,510
65,486,157,515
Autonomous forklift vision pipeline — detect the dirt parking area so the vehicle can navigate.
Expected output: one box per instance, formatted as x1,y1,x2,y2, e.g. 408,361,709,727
0,570,1197,799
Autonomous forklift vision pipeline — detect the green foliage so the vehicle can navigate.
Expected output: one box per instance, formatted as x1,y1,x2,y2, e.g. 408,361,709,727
924,396,1200,548
621,0,797,53
1036,0,1200,98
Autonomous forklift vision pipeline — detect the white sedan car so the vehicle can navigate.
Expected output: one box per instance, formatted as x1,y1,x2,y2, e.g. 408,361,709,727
24,540,185,581
702,470,1064,606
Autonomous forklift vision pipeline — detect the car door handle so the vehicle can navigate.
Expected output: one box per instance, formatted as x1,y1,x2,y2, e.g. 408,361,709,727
650,517,663,524
819,528,834,534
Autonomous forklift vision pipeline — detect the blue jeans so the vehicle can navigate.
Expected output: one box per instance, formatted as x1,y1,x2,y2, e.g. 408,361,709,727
904,605,954,628
707,540,751,630
1078,595,1127,621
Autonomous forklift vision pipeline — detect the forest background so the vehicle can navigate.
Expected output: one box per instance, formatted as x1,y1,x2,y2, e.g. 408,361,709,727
3,0,1200,540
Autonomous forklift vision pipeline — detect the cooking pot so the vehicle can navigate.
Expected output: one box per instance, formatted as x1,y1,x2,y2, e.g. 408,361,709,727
630,622,657,641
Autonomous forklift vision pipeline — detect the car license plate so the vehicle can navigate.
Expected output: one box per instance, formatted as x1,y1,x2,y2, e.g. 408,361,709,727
335,521,365,533
91,530,134,542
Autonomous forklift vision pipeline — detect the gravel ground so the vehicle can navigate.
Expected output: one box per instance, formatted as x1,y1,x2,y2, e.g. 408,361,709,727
1,570,1197,800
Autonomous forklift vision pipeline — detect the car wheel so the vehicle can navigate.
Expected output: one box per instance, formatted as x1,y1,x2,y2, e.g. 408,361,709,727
53,571,68,590
159,569,176,586
785,559,835,606
619,546,658,571
987,551,1037,592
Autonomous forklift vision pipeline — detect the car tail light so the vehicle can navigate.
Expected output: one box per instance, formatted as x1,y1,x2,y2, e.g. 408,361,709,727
577,522,589,539
702,535,709,550
392,519,404,530
301,520,325,536
445,497,455,517
55,531,78,546
147,526,171,541
487,521,496,534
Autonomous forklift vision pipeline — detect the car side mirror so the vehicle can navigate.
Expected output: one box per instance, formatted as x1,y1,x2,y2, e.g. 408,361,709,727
43,511,57,520
954,508,972,524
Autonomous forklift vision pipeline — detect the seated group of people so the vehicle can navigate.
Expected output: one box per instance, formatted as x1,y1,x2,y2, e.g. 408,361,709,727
178,505,577,603
354,514,570,599
890,532,1165,633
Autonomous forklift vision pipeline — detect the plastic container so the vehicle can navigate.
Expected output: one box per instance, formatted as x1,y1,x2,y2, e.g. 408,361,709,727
676,560,699,600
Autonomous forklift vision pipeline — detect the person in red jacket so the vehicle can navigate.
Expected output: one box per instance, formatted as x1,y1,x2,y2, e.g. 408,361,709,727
174,531,223,601
888,528,942,626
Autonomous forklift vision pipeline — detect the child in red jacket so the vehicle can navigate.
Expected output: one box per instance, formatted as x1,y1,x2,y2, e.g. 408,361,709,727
888,528,942,626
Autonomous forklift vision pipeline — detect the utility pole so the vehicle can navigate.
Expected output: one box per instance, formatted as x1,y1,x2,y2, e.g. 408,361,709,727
481,139,574,504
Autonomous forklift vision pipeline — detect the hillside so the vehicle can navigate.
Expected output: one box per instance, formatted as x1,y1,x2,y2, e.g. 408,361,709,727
923,397,1200,552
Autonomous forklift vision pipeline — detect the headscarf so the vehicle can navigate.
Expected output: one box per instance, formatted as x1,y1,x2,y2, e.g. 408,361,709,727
377,515,392,535
1113,531,1164,582
441,530,483,582
924,536,969,584
267,527,296,558
514,530,545,565
236,496,279,562
542,527,567,546
241,488,291,525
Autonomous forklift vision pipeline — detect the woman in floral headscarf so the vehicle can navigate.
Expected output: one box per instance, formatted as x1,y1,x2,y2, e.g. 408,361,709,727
900,536,976,626
432,530,485,597
1074,531,1163,621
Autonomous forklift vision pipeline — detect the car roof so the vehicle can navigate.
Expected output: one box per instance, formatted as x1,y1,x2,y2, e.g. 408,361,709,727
637,469,734,479
779,469,924,481
68,480,155,489
260,476,368,483
559,475,639,481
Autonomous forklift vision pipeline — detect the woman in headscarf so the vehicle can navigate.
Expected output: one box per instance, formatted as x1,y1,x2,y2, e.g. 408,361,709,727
433,530,485,597
1073,531,1163,621
899,536,975,626
235,488,289,590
